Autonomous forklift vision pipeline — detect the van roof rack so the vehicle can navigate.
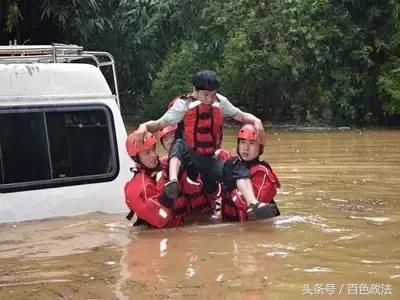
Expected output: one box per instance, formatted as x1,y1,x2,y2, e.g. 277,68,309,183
0,43,120,108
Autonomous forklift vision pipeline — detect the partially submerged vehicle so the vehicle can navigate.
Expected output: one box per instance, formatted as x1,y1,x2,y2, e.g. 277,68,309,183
0,44,134,223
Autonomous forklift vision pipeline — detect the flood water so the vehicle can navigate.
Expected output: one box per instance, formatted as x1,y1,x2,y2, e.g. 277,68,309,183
1,129,399,299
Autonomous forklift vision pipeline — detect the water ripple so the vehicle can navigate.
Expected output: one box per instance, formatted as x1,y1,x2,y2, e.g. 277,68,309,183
0,279,71,288
257,242,296,258
266,251,289,257
361,260,382,264
330,198,349,203
334,233,360,241
105,222,130,231
274,215,346,234
349,216,390,225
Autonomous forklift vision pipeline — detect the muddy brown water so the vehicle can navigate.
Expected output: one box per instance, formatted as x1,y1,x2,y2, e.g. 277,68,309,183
0,129,399,299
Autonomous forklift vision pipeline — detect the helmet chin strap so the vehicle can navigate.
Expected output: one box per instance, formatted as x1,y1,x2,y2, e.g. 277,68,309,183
134,156,161,177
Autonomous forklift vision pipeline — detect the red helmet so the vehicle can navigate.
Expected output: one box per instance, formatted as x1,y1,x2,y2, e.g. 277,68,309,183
126,132,156,156
158,124,178,140
237,124,265,145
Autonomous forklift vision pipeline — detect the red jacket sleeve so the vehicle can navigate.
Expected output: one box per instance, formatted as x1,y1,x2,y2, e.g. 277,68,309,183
124,173,172,228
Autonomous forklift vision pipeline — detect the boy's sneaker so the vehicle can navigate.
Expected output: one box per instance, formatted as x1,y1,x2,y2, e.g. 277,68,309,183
247,201,280,220
164,179,180,200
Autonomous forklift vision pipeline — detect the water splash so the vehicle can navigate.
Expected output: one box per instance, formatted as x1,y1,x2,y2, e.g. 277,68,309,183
186,266,196,278
159,238,168,257
216,274,224,283
303,267,332,273
105,222,130,233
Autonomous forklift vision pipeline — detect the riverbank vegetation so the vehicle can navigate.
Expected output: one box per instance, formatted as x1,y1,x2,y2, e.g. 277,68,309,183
1,0,399,126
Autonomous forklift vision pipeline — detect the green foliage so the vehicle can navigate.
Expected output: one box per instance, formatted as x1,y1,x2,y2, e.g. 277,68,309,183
91,0,206,115
40,0,115,42
4,0,22,33
378,58,400,115
219,0,400,124
147,43,202,117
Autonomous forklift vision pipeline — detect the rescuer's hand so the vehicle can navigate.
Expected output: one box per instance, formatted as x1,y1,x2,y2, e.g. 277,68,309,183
132,124,148,147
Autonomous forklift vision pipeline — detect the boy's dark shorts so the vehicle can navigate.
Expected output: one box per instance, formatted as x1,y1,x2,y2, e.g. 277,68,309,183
169,138,250,193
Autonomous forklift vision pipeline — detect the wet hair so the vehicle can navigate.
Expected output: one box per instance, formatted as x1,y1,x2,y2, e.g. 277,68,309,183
193,69,220,91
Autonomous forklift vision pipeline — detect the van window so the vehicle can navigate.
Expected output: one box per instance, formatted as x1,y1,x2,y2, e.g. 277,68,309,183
0,105,118,192
0,112,50,184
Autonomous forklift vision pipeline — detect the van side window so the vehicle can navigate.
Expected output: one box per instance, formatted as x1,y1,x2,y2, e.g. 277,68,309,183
0,105,118,192
0,113,50,184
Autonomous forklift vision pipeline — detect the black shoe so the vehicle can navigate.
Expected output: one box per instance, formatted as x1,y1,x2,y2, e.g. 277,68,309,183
164,179,180,200
247,202,280,220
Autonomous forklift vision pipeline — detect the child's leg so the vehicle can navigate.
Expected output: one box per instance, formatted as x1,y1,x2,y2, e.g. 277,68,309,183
165,138,195,199
222,158,258,206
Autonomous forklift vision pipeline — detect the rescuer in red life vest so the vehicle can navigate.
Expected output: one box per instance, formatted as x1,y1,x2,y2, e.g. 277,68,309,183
124,132,188,228
216,124,281,221
158,125,213,216
131,70,265,215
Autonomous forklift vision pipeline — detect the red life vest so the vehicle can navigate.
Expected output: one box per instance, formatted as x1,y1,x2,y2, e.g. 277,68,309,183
181,171,212,215
173,183,190,219
159,155,190,218
167,94,224,155
160,153,211,215
124,169,187,228
250,162,280,202
220,189,248,222
160,154,213,217
183,98,224,155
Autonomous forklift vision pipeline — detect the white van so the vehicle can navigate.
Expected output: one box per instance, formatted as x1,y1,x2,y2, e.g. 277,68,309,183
0,44,134,223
